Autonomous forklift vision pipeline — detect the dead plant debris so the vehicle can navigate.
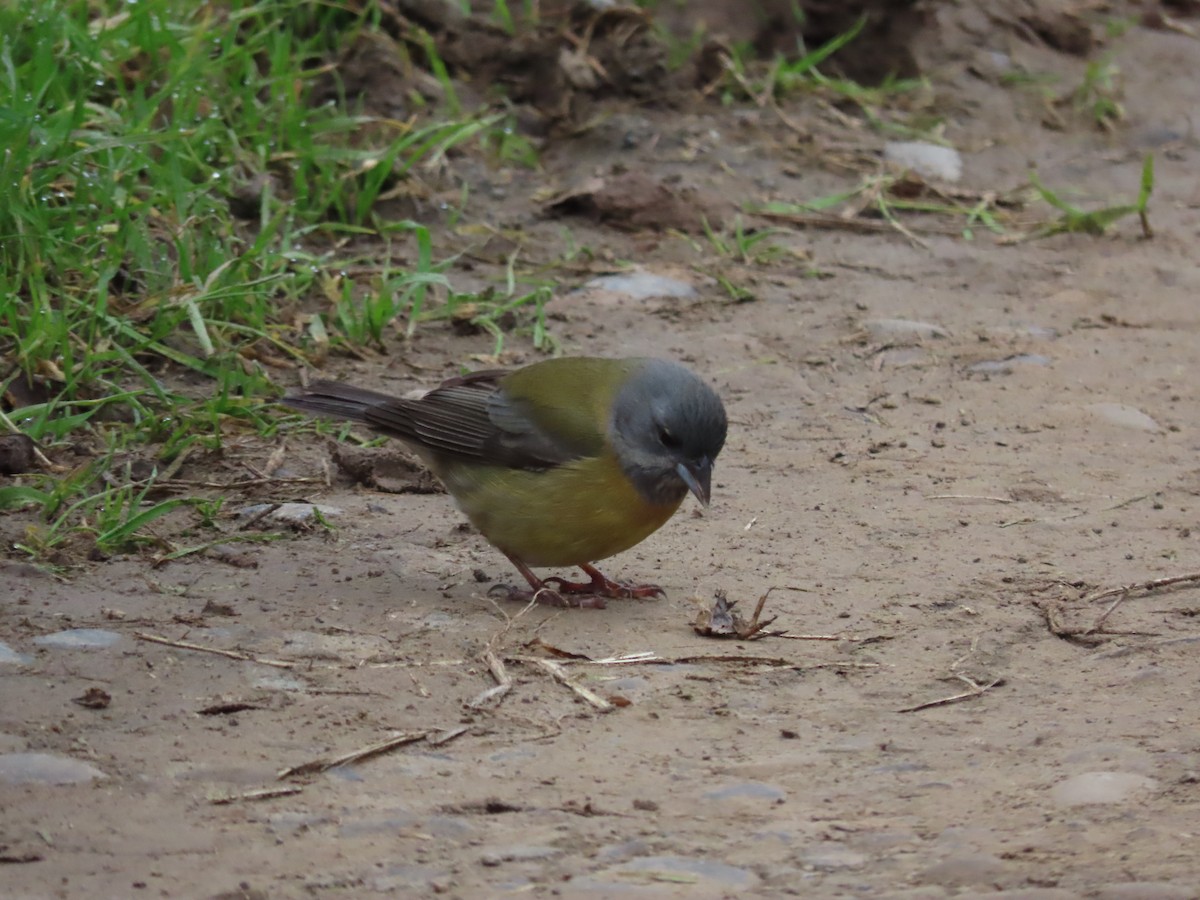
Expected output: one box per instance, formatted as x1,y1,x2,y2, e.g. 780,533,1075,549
278,725,469,780
691,588,783,640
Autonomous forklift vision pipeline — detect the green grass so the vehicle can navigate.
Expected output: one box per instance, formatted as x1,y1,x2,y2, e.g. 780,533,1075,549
0,0,550,565
711,16,933,136
1023,153,1153,240
749,153,1154,246
1069,57,1124,132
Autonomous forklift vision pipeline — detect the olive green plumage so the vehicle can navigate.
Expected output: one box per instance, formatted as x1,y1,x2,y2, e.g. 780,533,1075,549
282,357,727,602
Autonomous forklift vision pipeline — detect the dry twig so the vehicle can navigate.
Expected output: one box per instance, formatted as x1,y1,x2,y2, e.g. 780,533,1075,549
898,675,1005,713
278,726,468,779
209,785,304,805
525,657,613,711
134,631,295,668
468,647,513,709
1085,571,1200,605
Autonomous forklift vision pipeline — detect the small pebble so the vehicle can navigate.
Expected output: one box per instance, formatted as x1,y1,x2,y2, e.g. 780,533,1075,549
884,141,963,182
33,629,122,650
919,852,1011,888
604,855,757,888
582,271,697,300
0,752,106,785
702,781,786,802
863,318,950,343
0,640,32,666
1086,403,1161,433
236,502,343,524
797,841,867,870
969,354,1051,374
1050,771,1158,807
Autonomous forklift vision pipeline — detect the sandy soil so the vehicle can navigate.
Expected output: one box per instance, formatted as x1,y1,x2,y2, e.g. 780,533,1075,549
4,5,1200,899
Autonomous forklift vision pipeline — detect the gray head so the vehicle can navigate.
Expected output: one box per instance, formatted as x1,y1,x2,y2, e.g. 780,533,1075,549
609,359,728,507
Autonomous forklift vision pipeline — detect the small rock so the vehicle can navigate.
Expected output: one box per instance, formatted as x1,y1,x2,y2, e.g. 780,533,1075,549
0,640,32,666
367,864,446,892
582,270,697,300
419,612,457,630
606,855,758,888
0,433,36,475
1086,403,1162,433
423,816,473,839
919,852,1011,888
797,841,867,870
478,845,561,864
0,752,106,785
702,781,786,802
262,502,344,524
595,839,652,861
863,318,950,343
884,141,963,182
248,671,308,692
1050,771,1158,807
33,629,122,650
969,354,1051,374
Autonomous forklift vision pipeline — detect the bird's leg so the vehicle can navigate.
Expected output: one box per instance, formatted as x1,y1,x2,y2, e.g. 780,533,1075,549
488,554,607,609
543,562,666,600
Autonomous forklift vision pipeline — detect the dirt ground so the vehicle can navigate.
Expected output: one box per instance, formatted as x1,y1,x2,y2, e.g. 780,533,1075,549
5,3,1200,898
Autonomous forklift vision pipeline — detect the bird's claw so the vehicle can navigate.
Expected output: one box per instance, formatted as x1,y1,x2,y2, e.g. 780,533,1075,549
543,573,665,601
487,583,607,609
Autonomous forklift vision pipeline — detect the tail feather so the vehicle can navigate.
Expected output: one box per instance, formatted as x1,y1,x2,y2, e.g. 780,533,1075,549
281,379,398,423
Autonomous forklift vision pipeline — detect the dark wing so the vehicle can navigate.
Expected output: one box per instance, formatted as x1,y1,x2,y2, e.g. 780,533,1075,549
284,375,584,471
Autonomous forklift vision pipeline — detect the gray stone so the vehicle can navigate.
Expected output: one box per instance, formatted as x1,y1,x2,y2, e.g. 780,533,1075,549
919,852,1011,888
1086,403,1161,433
0,752,106,784
606,855,758,888
863,318,950,343
884,141,963,182
237,502,343,524
33,628,122,649
797,841,867,870
969,354,1051,374
702,781,785,802
1050,771,1157,807
582,271,697,300
0,640,32,665
477,844,562,864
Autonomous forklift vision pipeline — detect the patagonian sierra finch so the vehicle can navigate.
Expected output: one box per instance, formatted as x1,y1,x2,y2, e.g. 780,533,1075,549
282,356,728,607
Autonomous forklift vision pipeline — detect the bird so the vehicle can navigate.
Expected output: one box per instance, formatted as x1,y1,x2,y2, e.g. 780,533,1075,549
281,357,728,607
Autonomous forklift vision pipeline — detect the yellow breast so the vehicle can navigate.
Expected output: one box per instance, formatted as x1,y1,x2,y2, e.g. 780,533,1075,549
437,453,684,568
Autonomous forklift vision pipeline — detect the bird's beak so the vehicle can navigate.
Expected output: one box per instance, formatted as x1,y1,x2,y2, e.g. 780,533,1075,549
676,457,713,507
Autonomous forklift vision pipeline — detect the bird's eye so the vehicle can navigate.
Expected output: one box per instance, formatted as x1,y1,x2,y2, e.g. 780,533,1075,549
657,426,680,448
